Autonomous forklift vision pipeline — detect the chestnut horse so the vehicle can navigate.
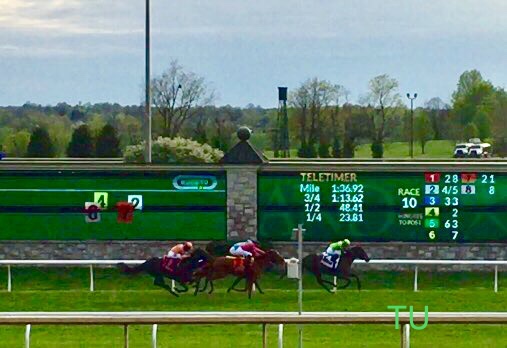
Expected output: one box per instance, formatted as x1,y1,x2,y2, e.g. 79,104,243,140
194,249,286,298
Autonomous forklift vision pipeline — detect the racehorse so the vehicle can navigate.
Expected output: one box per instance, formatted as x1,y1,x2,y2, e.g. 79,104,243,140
204,240,280,291
194,249,286,299
303,245,370,293
117,248,212,297
205,240,274,257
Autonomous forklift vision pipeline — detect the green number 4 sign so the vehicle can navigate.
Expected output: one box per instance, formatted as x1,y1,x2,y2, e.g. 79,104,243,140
94,192,109,209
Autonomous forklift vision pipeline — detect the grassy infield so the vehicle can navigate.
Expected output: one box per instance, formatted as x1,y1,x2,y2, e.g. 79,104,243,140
264,140,456,159
0,268,505,347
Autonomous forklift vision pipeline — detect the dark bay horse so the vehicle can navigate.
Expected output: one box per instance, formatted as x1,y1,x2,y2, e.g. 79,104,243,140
303,245,370,293
117,248,212,297
195,249,286,298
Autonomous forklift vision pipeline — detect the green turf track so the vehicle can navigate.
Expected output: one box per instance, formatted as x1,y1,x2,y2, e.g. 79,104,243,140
0,268,505,348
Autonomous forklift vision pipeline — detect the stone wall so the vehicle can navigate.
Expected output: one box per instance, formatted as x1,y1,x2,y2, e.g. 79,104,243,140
0,241,209,260
226,166,258,241
0,241,504,271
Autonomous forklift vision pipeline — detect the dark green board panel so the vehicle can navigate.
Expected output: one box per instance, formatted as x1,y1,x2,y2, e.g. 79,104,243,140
0,170,226,240
258,171,507,242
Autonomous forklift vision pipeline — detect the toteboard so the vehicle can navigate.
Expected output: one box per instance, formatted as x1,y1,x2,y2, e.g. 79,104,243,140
258,169,506,242
0,169,226,240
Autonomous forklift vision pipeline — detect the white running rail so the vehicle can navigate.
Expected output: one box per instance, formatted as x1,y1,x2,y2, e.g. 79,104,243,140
0,259,505,293
1,311,506,348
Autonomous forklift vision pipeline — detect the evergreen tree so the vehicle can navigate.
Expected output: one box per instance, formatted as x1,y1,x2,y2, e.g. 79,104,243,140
332,137,342,158
67,125,94,157
26,127,55,157
297,139,307,158
96,124,121,157
318,142,330,158
343,137,355,158
371,139,384,158
306,141,317,157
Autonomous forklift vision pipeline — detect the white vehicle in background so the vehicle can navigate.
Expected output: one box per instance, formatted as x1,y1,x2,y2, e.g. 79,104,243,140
453,139,491,158
468,142,491,158
453,142,473,158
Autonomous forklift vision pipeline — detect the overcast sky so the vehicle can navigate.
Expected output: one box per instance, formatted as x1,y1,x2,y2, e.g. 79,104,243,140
1,0,507,107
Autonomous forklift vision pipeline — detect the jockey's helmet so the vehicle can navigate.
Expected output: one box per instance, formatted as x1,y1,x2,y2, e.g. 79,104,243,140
248,239,260,246
343,239,351,247
183,241,193,251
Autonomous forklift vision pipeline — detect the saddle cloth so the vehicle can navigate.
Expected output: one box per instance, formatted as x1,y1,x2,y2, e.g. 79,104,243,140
226,256,247,272
320,253,340,270
161,256,180,274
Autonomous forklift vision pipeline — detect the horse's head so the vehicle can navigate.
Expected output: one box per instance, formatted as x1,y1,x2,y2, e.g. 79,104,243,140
192,248,213,262
265,249,286,267
347,245,370,262
205,241,230,257
181,248,213,272
261,249,286,279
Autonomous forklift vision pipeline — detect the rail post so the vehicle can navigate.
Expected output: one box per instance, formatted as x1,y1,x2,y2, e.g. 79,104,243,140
401,324,410,348
25,324,31,348
494,265,498,293
262,323,267,348
7,264,11,292
124,324,129,348
89,265,94,292
294,223,306,348
152,324,158,348
278,324,284,348
413,266,418,292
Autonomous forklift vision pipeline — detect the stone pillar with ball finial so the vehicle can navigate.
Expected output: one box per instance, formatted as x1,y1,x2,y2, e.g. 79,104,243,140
220,127,267,240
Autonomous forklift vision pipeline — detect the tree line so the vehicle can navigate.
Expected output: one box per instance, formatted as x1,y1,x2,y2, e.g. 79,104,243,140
286,70,507,158
0,61,505,158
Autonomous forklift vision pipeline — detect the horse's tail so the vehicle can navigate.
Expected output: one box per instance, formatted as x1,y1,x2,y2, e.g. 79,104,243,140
302,254,316,272
117,262,144,275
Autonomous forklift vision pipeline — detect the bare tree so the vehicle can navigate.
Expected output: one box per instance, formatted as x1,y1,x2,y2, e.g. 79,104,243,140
290,84,310,151
425,97,450,140
329,85,350,157
289,78,336,157
151,60,215,138
361,74,403,156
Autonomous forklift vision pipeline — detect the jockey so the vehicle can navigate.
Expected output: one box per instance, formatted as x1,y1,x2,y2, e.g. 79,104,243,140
168,241,193,260
322,239,351,268
229,240,266,258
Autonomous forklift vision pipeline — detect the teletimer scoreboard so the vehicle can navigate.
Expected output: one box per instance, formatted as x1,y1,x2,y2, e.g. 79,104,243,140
258,169,506,242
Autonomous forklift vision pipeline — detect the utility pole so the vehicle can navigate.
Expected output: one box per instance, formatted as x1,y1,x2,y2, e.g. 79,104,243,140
406,93,418,158
144,0,152,163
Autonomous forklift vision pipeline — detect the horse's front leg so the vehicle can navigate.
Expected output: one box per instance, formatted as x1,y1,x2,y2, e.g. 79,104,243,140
254,280,264,294
228,278,263,294
227,277,244,293
349,273,361,290
316,274,334,293
200,278,209,292
246,278,254,299
334,275,351,290
193,278,201,296
207,278,214,294
174,281,188,293
153,275,179,297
